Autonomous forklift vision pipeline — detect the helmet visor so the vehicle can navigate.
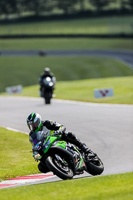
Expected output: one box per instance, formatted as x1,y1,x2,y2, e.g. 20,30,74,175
27,118,41,131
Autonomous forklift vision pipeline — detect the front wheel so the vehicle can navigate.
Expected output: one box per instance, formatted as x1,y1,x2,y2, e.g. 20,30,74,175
45,97,51,104
45,154,74,180
44,91,52,104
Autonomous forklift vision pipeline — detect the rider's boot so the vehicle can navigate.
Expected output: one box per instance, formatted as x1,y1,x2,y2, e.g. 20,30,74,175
79,143,97,160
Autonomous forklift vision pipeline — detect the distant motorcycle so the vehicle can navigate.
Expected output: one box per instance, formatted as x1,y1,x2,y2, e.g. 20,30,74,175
35,135,104,180
40,77,54,104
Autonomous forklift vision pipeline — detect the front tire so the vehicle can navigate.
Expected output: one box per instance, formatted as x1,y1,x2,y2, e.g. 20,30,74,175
44,91,52,104
45,97,51,104
45,154,74,180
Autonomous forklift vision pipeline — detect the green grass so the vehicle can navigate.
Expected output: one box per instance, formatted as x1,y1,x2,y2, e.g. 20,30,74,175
0,16,133,35
0,172,133,200
55,76,133,104
0,127,38,181
0,38,133,50
17,76,133,104
0,56,132,92
0,128,133,200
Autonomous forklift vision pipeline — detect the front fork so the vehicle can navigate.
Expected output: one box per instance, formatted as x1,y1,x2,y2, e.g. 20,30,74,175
67,146,86,174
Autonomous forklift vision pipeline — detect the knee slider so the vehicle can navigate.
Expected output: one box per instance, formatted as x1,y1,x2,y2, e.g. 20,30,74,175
38,162,49,173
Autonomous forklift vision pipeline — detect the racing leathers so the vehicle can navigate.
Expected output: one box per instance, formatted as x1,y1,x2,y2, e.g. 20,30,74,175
29,120,90,173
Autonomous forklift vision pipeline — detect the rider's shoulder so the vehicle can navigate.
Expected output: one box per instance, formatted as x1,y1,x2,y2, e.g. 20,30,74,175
43,120,56,126
43,120,52,123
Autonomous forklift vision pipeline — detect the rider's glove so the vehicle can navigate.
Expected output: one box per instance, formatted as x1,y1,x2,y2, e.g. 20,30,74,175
53,130,63,136
34,154,42,161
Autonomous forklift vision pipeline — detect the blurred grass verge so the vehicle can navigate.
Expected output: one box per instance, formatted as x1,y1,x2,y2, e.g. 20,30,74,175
17,76,133,105
0,56,133,104
0,16,133,35
0,38,133,50
0,56,132,91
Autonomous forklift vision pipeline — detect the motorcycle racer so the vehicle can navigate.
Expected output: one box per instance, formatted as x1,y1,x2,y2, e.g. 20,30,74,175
27,113,95,173
39,67,56,97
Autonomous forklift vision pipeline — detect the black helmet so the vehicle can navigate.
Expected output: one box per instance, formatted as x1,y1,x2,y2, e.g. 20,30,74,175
27,113,42,132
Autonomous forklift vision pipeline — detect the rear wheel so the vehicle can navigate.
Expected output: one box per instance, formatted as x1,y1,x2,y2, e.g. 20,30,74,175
45,154,74,180
85,153,104,176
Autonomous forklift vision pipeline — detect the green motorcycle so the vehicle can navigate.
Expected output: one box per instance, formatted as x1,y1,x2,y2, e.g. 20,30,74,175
35,135,104,180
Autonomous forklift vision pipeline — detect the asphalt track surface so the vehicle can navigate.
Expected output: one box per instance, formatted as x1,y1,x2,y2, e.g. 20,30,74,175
0,49,133,69
0,96,133,187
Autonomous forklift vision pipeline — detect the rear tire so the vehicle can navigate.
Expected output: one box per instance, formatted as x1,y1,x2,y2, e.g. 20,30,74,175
45,155,74,180
85,155,104,176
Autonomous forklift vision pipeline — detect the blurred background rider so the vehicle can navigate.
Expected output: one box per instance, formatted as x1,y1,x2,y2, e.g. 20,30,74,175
39,67,56,97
